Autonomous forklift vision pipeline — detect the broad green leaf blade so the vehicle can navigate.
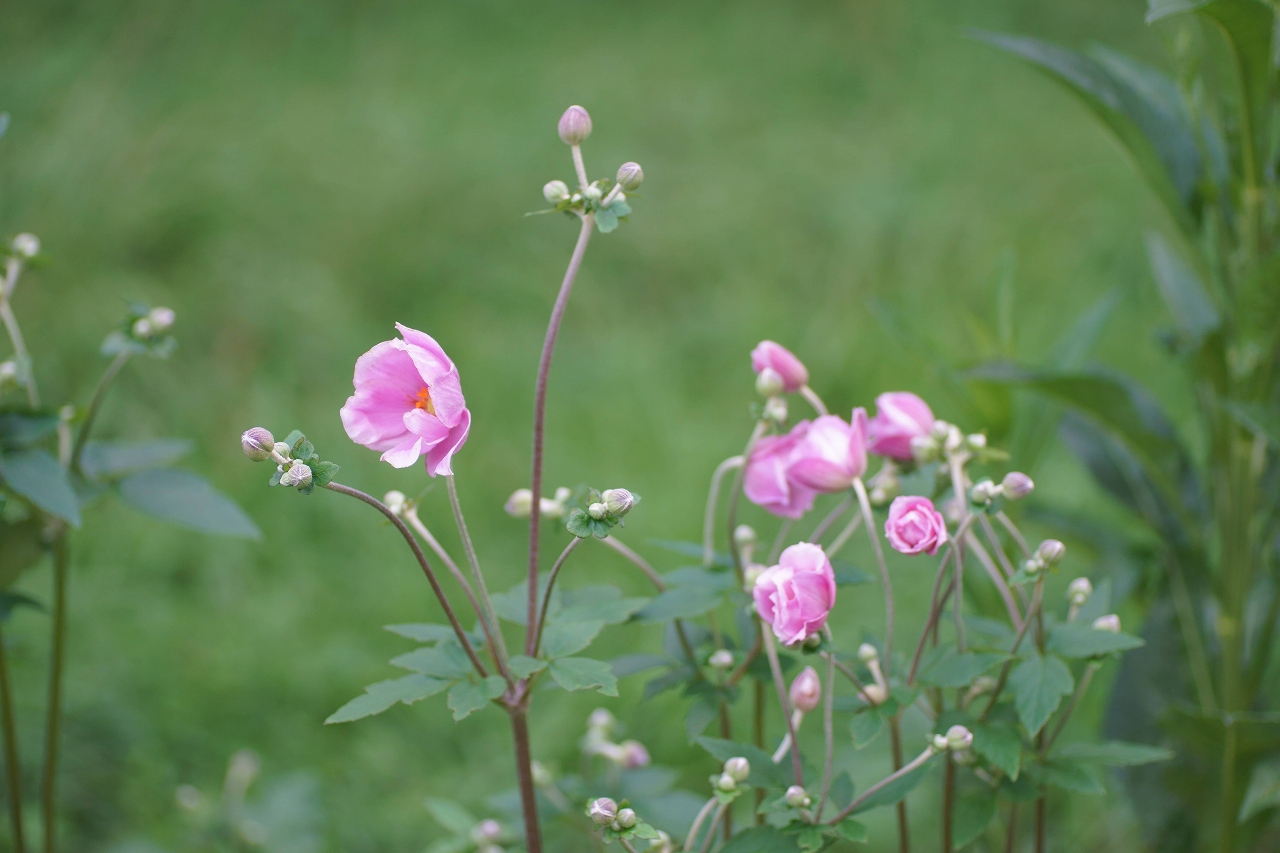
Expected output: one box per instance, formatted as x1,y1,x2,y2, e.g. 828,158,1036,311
389,644,474,679
0,518,46,589
851,709,885,750
117,469,259,538
1048,622,1145,658
1033,758,1105,794
546,657,618,696
719,826,800,853
1010,654,1074,736
647,540,733,568
79,439,193,479
446,676,505,720
385,623,464,644
695,736,792,788
611,653,671,677
1053,740,1174,766
632,583,726,622
851,754,939,813
918,648,1007,688
953,784,998,847
506,655,546,679
1145,233,1219,346
973,723,1023,780
0,413,59,450
324,674,448,724
540,619,604,659
424,797,478,835
0,448,80,526
1225,402,1280,449
1239,761,1280,823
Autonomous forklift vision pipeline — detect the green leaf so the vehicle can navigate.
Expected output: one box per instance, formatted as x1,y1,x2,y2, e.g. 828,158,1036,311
0,448,80,526
719,826,800,853
953,784,998,847
595,206,619,233
447,676,506,720
384,623,468,644
0,413,58,450
851,709,885,749
1226,402,1280,449
834,818,868,843
1052,740,1173,766
850,754,938,813
647,539,733,568
973,723,1023,780
1238,761,1280,823
1033,758,1104,794
917,646,1007,688
611,653,670,677
566,508,594,538
1145,233,1219,347
117,468,259,538
540,619,604,659
390,643,474,679
558,586,649,624
0,518,46,589
324,674,448,723
633,583,726,623
310,460,340,487
79,439,192,480
546,657,618,696
695,737,792,788
1009,654,1074,736
506,655,546,679
1047,622,1145,658
424,797,477,835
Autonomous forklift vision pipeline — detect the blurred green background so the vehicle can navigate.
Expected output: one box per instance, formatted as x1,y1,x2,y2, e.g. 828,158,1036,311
0,0,1183,849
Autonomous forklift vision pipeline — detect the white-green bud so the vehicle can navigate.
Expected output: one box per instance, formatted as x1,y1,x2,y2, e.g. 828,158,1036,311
384,490,407,516
1092,614,1121,633
543,180,570,203
240,427,275,462
969,480,999,504
724,757,750,782
944,425,964,454
930,420,952,442
504,488,533,519
616,162,643,191
280,462,313,489
860,683,887,706
763,396,788,423
539,497,565,520
716,773,737,792
1023,557,1044,577
588,502,608,520
910,435,940,463
558,105,592,145
967,433,987,450
1036,539,1066,565
945,725,974,751
615,807,638,829
554,486,572,503
472,819,503,843
602,488,635,516
857,643,879,664
272,442,292,460
784,785,810,808
131,317,154,338
583,184,603,202
11,233,39,259
148,307,175,332
734,524,758,550
1001,471,1034,501
588,708,616,731
755,367,784,398
1067,577,1092,606
587,797,617,825
743,563,766,592
931,734,950,753
709,649,734,669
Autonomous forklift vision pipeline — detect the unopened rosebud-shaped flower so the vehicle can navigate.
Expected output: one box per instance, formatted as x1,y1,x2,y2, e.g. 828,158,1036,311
751,341,808,393
540,497,565,520
472,819,503,843
272,441,292,460
583,184,604,202
148,306,175,332
588,502,608,520
967,433,987,450
789,666,821,714
616,162,644,191
857,643,880,664
619,740,650,769
755,367,784,398
734,524,758,550
1036,539,1066,565
241,428,275,462
384,490,407,516
11,233,39,259
1093,614,1121,633
1001,471,1034,501
724,757,750,783
615,808,638,829
602,488,635,516
587,797,617,825
504,488,533,518
931,734,950,753
1068,577,1093,606
785,785,811,808
543,180,570,203
945,725,974,751
558,105,592,145
860,683,887,706
969,480,999,505
132,317,154,338
280,462,313,489
709,649,734,669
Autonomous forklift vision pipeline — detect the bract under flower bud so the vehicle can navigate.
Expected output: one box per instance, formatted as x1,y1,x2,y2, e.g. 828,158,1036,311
716,773,737,792
587,797,617,825
558,105,592,145
724,756,750,782
505,489,533,518
616,808,638,829
1001,471,1034,501
785,785,810,808
1068,577,1093,605
789,666,821,714
709,649,734,669
280,463,313,489
1092,614,1121,633
857,643,879,664
543,180,570,203
241,427,275,462
11,233,39,258
588,502,607,520
945,725,974,751
616,161,644,191
602,488,634,516
755,367,785,398
384,490,407,516
1036,539,1066,565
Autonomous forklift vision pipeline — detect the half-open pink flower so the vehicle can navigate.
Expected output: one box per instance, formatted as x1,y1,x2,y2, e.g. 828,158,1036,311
867,392,934,460
753,542,837,645
744,423,817,519
884,495,947,555
340,323,470,476
787,408,868,493
751,341,809,393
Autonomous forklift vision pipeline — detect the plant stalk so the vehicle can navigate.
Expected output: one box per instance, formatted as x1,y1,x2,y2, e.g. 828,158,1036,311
509,708,543,853
0,622,26,853
40,532,68,853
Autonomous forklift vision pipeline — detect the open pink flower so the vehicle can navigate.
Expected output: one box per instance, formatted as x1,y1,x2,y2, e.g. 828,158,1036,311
884,495,947,555
753,542,837,645
867,392,934,460
751,341,808,393
744,423,817,519
787,409,868,493
340,323,470,476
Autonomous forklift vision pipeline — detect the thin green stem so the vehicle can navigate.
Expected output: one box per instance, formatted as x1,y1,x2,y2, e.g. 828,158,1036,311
0,260,38,409
703,456,744,568
761,630,804,786
0,622,26,853
824,512,863,558
942,756,955,853
799,385,828,416
979,579,1044,721
726,422,768,584
531,538,584,656
445,476,510,679
70,352,131,474
816,644,836,821
1040,663,1098,757
809,496,853,544
853,478,894,670
828,747,936,825
41,532,68,853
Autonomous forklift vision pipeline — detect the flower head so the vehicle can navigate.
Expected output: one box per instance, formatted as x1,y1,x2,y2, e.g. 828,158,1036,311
867,392,935,460
340,324,470,476
752,542,836,645
744,423,816,519
558,106,592,145
241,428,275,462
750,341,808,393
884,495,948,556
787,409,868,492
789,666,821,713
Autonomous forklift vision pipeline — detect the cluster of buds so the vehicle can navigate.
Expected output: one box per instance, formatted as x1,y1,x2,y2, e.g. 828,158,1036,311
241,428,339,494
784,785,811,809
911,420,986,463
857,643,888,706
10,232,39,260
715,756,751,793
582,709,650,769
541,106,642,233
969,471,1035,506
567,487,638,539
131,306,176,340
504,486,572,521
1023,539,1066,577
587,797,637,830
1067,576,1093,619
930,724,974,754
867,461,901,506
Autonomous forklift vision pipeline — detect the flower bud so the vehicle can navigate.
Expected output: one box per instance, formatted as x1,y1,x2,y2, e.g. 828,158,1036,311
931,420,952,442
785,785,810,808
619,740,650,769
967,433,987,450
539,497,565,520
280,462,313,489
472,819,503,842
734,525,758,550
945,725,974,751
241,428,275,462
588,502,608,520
931,734,949,753
1023,557,1043,577
554,486,572,503
132,317,154,338
910,434,940,463
587,797,617,825
1001,471,1034,501
724,757,750,783
543,180,570,203
1036,539,1066,565
11,233,39,258
650,830,673,852
857,643,879,664
504,488,534,518
716,773,738,792
969,480,999,504
709,649,734,669
148,306,175,332
602,488,635,516
531,761,553,787
384,490,407,516
558,105,592,145
743,563,766,592
615,808,638,829
1067,577,1093,606
860,683,887,706
583,184,604,202
272,441,292,459
755,367,784,398
616,162,644,191
588,708,616,731
1092,614,1121,633
789,666,821,714
944,425,964,454
763,396,788,423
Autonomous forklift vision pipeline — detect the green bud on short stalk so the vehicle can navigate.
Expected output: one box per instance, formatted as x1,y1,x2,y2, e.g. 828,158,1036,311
583,184,604,203
280,462,313,489
763,396,788,423
148,306,175,333
944,425,964,454
11,233,39,259
1001,471,1034,501
910,434,941,463
0,360,17,387
969,479,999,505
587,797,617,825
734,523,758,550
724,756,751,783
1036,539,1066,565
616,161,644,191
1067,577,1092,606
755,367,785,398
966,433,987,450
945,725,974,751
587,502,608,520
785,785,810,808
860,683,887,705
615,808,638,829
602,488,635,516
241,428,275,462
857,643,879,664
539,496,566,520
716,773,738,792
504,489,533,518
132,317,154,338
1092,614,1121,633
709,649,734,670
930,420,952,442
558,105,592,145
384,490,408,516
543,180,570,203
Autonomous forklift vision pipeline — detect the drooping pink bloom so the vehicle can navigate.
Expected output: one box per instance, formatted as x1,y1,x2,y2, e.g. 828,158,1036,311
753,542,837,645
789,666,821,713
751,341,809,393
867,392,935,460
340,323,471,476
787,409,869,493
743,423,817,519
884,495,948,556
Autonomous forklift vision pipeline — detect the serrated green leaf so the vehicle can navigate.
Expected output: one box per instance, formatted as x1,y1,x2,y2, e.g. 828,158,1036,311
953,784,998,847
557,595,649,625
835,818,867,842
506,655,546,679
0,448,80,526
633,584,725,623
1047,622,1144,658
324,674,448,723
540,619,604,659
850,754,938,813
424,797,477,834
0,518,46,589
546,657,618,695
851,709,884,749
310,460,340,487
566,508,593,539
973,723,1023,780
447,676,506,720
118,468,259,538
595,207,619,233
1010,654,1074,736
1034,758,1104,794
390,643,474,679
695,737,791,788
918,646,1007,688
384,623,468,644
719,826,800,852
79,439,192,479
1052,740,1173,766
0,413,59,450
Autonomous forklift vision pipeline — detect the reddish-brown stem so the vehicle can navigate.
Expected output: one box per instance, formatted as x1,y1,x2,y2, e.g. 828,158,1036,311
942,756,955,853
0,623,25,853
509,708,543,853
889,719,911,853
526,216,594,651
1005,803,1019,853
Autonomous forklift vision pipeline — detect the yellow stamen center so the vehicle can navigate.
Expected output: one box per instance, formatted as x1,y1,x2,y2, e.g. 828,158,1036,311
413,386,436,415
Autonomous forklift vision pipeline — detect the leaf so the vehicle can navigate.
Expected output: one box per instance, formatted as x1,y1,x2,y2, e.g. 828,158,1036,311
633,583,726,623
310,460,340,487
1009,654,1074,736
324,674,448,724
611,653,670,677
384,623,464,644
117,469,259,538
1047,622,1145,658
647,539,733,568
566,508,594,538
447,676,506,720
546,657,618,696
695,737,792,788
0,591,43,621
851,709,884,749
595,206,619,233
917,646,1007,688
506,655,546,679
1238,761,1280,823
850,754,938,813
1145,233,1219,347
557,588,649,624
0,518,46,589
685,696,720,740
953,784,998,847
0,413,58,450
1053,740,1174,766
973,723,1023,780
79,439,192,480
0,449,80,526
389,644,474,680
719,826,800,853
1033,758,1105,794
834,818,867,843
540,619,604,659
424,797,477,835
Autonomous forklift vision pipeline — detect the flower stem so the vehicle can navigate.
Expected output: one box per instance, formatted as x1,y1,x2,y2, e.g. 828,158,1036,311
445,476,511,680
526,215,594,653
70,352,131,474
799,385,828,416
0,622,26,853
599,536,666,590
888,718,911,853
683,797,718,851
809,496,853,544
530,538,584,656
702,457,743,568
942,755,955,853
823,512,863,558
816,645,836,820
509,708,543,853
0,260,38,408
907,545,957,686
40,532,68,853
726,421,767,582
853,478,893,671
761,630,804,786
828,746,936,825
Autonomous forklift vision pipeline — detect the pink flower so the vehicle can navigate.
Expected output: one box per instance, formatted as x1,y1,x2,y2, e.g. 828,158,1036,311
340,323,471,476
789,666,821,713
787,409,869,492
884,496,948,556
867,392,935,460
751,341,808,393
744,424,817,519
753,542,837,645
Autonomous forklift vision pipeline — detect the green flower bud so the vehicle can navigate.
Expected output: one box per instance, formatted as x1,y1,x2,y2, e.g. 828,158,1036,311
602,488,635,516
1001,471,1034,501
543,180,570,203
724,757,750,783
616,162,644,191
280,462,312,489
587,797,617,825
241,428,275,462
784,785,810,808
1092,614,1121,633
615,808,638,829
